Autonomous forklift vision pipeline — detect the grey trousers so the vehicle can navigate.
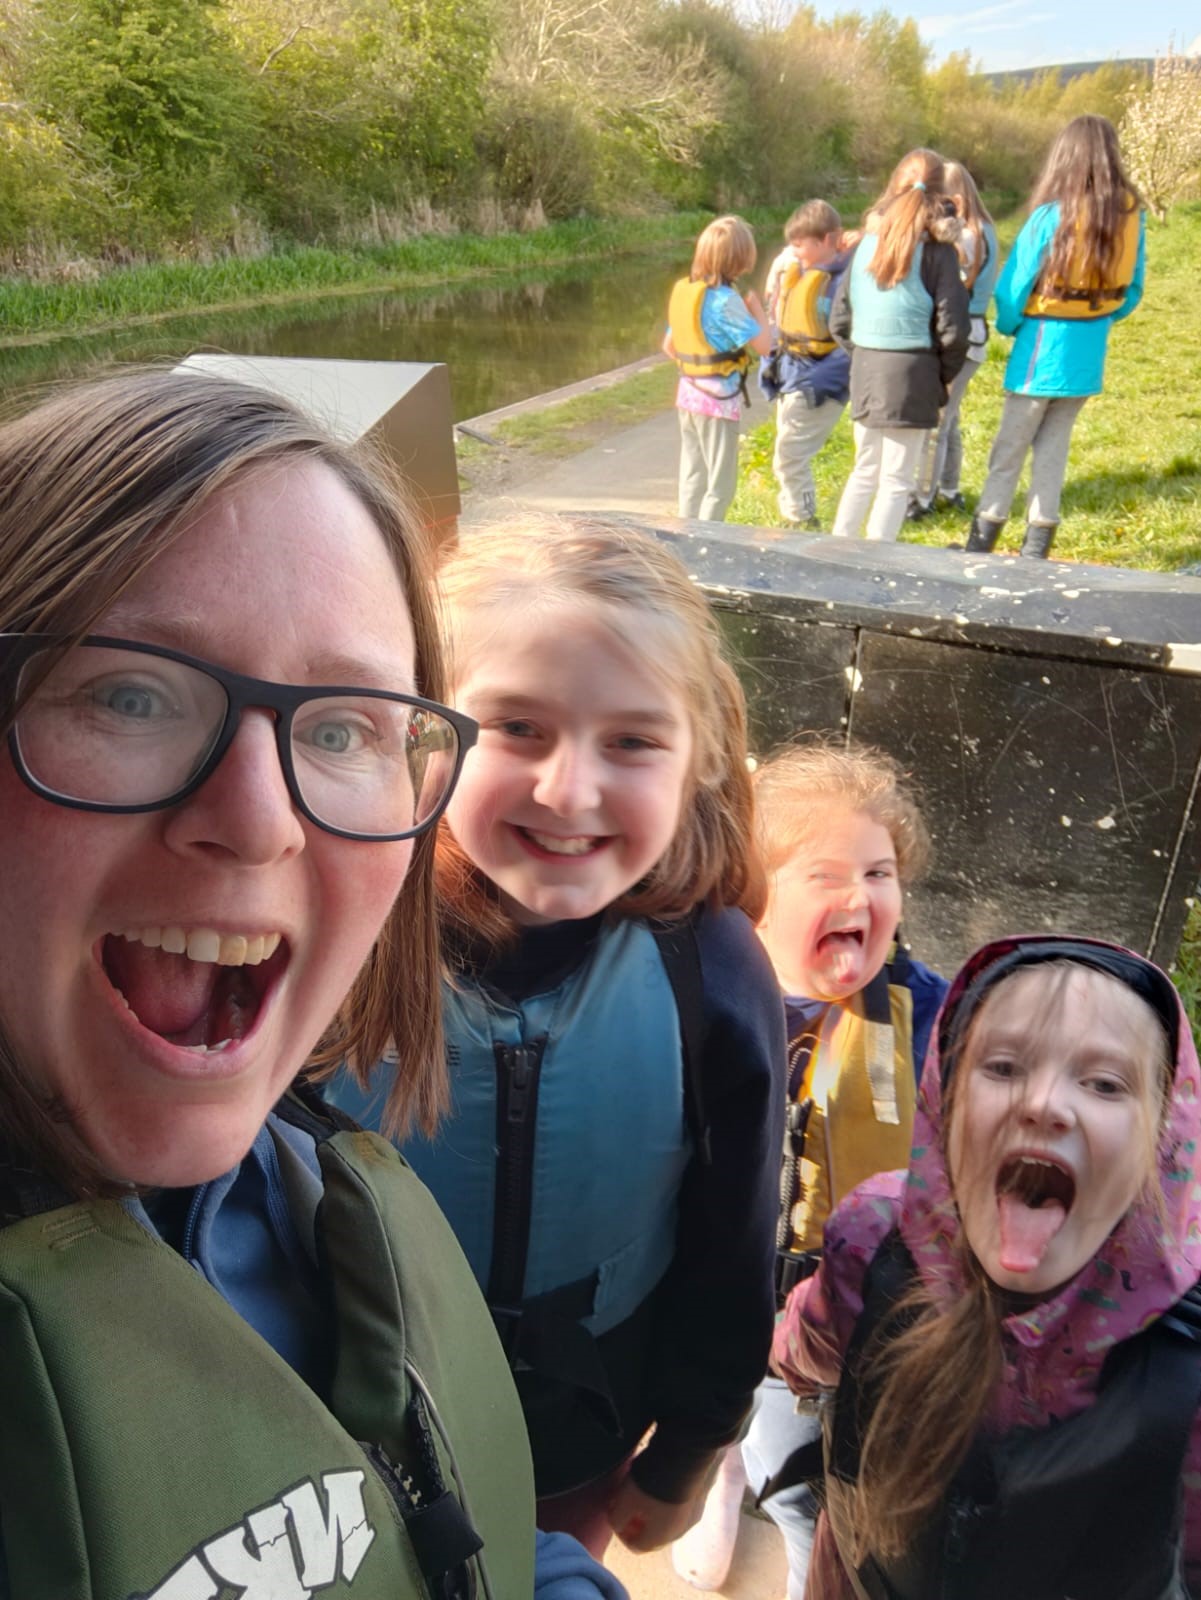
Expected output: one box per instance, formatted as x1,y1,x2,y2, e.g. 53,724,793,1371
773,393,845,523
914,357,981,504
678,409,740,522
831,424,927,541
977,392,1089,526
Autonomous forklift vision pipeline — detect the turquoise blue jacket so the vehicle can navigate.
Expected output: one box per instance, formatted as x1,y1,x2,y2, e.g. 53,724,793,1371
996,202,1146,398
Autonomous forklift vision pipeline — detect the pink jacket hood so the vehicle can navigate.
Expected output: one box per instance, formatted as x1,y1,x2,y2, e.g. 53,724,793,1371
900,934,1201,1412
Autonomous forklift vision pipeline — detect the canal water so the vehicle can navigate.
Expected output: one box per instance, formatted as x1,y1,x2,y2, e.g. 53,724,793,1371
0,249,691,420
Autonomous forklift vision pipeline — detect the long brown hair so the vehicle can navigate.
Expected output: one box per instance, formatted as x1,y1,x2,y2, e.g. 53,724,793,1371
847,960,1171,1564
0,368,449,1193
1029,115,1144,294
435,516,765,954
943,161,994,290
864,148,952,289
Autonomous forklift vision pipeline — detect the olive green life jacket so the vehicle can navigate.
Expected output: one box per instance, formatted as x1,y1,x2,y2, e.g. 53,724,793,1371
0,1096,535,1600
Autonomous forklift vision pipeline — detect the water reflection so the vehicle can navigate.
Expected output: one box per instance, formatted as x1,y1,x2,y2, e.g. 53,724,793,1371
0,251,686,419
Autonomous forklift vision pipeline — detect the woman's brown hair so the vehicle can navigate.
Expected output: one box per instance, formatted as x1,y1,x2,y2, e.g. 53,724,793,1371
0,368,448,1193
434,516,765,954
1029,114,1144,295
864,148,954,290
846,960,1171,1565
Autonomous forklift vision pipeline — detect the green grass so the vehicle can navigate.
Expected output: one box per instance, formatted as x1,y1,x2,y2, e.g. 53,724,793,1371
494,362,678,455
729,202,1201,573
0,209,792,344
1172,901,1201,1050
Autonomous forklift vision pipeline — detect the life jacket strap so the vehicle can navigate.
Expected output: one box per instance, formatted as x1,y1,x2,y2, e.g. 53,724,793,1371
490,1270,622,1434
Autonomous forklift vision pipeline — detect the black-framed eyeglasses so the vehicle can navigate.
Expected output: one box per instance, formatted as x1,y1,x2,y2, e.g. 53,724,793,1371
0,634,478,843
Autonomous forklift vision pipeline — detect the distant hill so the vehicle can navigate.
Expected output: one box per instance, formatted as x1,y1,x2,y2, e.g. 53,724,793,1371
985,58,1154,89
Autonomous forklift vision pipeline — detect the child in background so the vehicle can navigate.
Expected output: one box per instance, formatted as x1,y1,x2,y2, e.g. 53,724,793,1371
759,201,854,531
773,936,1200,1599
672,743,946,1597
664,215,772,522
967,115,1145,558
330,519,785,1561
908,161,1000,519
829,148,969,542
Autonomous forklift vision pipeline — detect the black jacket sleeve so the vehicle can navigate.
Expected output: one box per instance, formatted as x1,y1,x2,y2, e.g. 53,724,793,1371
920,238,971,390
630,906,787,1504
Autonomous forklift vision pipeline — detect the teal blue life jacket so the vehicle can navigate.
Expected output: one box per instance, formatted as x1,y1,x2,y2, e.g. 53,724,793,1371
849,236,934,351
410,918,691,1333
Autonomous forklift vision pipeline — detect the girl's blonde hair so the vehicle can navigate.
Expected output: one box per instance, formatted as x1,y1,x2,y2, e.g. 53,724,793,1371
0,368,449,1193
864,148,953,290
435,516,765,949
1029,114,1144,294
691,214,757,286
848,959,1171,1565
753,741,931,882
942,161,994,289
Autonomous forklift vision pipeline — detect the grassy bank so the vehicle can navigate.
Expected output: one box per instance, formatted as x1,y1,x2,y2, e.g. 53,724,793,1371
0,210,793,346
730,203,1201,573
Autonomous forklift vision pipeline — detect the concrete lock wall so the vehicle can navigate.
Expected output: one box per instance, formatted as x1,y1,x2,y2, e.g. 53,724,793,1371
632,519,1201,978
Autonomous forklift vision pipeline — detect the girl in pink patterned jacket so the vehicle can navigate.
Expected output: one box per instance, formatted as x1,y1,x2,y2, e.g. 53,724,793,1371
773,934,1201,1600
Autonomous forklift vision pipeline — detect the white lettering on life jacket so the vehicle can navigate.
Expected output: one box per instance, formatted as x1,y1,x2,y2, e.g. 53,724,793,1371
138,1469,376,1600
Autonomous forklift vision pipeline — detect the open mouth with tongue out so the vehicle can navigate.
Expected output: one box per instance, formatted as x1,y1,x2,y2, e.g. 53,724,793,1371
995,1154,1075,1275
100,928,288,1056
817,927,865,983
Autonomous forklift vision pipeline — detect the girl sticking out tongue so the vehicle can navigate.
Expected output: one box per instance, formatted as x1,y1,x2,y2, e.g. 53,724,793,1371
771,936,1201,1600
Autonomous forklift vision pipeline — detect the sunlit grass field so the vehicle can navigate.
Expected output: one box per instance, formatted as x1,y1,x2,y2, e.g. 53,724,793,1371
729,203,1201,573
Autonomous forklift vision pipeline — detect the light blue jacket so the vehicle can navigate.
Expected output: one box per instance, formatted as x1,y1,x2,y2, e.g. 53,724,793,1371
846,237,935,350
969,221,1002,318
996,201,1146,398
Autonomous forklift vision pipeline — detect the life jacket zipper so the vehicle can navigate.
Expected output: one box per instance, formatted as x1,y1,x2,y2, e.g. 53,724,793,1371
487,1040,546,1313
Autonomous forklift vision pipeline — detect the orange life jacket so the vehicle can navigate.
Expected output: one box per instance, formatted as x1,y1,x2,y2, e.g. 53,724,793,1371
667,278,751,381
1024,208,1140,320
775,261,837,356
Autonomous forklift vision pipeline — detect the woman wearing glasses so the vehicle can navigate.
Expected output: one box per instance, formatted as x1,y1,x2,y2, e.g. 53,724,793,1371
0,369,623,1600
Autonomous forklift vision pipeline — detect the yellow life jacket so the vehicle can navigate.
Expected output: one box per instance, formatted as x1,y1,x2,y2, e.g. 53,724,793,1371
1024,208,1140,320
668,277,751,381
782,961,917,1257
775,261,837,357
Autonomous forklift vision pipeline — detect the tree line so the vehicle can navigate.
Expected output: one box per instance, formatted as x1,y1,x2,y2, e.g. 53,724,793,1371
0,0,1178,272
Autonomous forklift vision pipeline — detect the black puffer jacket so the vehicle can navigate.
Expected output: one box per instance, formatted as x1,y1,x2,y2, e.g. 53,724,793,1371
830,220,969,430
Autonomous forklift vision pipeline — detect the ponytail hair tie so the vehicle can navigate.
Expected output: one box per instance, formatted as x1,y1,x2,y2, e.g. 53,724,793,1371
912,181,927,192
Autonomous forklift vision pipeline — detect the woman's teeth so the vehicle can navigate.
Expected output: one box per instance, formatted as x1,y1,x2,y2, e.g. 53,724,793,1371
119,927,282,966
525,830,596,856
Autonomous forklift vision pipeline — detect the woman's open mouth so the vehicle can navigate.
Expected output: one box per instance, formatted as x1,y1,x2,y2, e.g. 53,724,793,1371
994,1153,1076,1274
100,927,289,1054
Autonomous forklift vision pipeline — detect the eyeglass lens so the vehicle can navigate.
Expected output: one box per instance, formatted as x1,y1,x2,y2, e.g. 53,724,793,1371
12,644,459,838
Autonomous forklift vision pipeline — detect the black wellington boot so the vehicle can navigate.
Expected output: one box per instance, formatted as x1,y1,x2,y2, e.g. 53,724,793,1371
964,514,1005,553
1020,519,1058,559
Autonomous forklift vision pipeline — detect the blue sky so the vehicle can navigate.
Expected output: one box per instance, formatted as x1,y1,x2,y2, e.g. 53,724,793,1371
798,0,1199,72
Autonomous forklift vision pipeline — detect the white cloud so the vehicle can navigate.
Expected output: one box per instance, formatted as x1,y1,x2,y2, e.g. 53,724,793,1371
916,0,1031,43
969,11,1057,33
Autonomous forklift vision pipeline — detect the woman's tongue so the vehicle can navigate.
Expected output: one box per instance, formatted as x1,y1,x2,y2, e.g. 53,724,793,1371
104,939,254,1048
